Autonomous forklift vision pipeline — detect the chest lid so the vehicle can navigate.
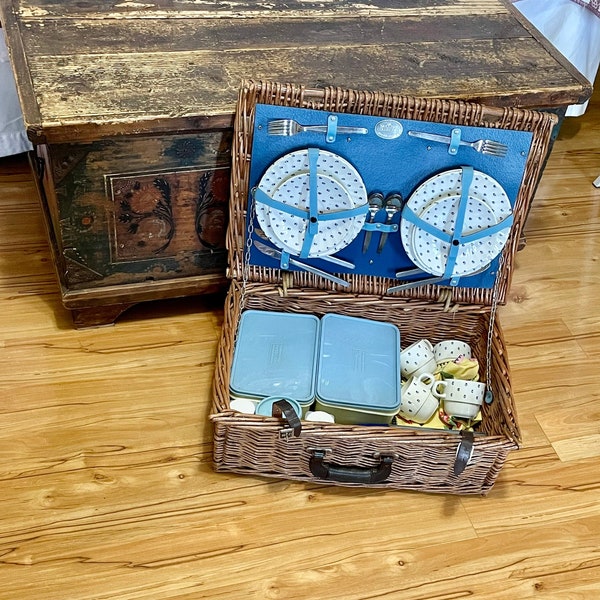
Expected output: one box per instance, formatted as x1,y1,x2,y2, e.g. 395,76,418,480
0,0,588,144
227,80,558,307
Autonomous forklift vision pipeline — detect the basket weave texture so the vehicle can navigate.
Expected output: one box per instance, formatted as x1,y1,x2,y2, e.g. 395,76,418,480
211,81,557,495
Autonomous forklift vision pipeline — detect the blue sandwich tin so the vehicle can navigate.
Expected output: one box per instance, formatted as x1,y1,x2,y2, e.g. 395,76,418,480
316,314,401,424
230,309,320,413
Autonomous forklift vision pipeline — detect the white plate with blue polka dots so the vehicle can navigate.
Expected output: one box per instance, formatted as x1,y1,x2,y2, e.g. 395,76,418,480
267,172,363,256
405,168,511,217
400,168,512,277
404,194,511,277
255,149,367,257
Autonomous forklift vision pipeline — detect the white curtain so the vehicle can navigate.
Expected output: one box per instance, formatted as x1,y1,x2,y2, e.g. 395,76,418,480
0,28,32,157
512,0,600,115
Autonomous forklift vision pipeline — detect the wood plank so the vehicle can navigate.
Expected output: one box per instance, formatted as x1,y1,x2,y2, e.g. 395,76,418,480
19,14,527,56
464,448,600,534
1,0,591,142
13,0,512,19
23,39,584,143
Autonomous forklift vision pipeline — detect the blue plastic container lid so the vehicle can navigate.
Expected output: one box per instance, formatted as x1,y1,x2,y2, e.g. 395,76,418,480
230,310,320,403
317,314,401,412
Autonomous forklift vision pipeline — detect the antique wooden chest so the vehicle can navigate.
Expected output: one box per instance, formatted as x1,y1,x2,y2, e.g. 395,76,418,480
0,0,591,327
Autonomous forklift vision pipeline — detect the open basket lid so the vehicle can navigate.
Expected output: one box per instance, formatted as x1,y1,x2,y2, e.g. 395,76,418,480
227,80,558,307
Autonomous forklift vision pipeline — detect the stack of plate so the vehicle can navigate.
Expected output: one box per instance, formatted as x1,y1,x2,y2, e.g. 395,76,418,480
255,149,367,257
400,168,512,278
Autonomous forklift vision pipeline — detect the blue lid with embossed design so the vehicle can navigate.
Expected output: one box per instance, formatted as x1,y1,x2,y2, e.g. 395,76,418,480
316,314,400,412
230,309,320,404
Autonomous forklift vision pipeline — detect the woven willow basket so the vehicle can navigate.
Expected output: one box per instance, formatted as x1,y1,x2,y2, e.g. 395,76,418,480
211,81,557,495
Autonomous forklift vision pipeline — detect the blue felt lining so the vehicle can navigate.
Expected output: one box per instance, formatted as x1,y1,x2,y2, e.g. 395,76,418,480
247,104,534,289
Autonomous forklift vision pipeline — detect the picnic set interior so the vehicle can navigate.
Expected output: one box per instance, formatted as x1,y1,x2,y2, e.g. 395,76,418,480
211,82,556,495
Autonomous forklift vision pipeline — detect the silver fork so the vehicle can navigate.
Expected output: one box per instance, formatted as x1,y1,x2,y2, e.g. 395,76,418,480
267,119,368,136
407,130,508,157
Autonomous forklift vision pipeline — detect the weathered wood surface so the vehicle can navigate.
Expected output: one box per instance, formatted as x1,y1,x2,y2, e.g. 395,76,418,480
1,0,591,143
0,85,598,600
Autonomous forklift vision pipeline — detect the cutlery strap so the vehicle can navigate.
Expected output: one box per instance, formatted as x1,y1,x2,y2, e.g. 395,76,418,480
362,222,398,233
279,250,291,270
326,115,338,143
448,127,462,155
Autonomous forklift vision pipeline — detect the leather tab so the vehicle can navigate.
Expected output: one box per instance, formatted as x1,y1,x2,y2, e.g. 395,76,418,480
326,114,338,143
279,250,290,270
272,399,302,437
454,431,475,475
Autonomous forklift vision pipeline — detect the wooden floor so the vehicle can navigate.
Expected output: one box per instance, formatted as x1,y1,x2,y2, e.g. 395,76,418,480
1,88,599,599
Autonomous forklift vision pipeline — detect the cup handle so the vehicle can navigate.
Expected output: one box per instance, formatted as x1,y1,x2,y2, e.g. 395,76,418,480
432,380,446,399
417,372,436,386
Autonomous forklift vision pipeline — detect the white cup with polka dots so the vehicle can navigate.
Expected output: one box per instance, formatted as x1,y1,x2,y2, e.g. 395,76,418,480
433,339,472,367
400,339,437,379
432,379,486,420
399,372,439,424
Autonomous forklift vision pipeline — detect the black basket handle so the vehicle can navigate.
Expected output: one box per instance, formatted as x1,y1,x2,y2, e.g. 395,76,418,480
309,449,394,484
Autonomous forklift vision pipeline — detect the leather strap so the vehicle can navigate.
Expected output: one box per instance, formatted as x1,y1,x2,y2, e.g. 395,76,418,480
454,431,475,476
300,147,320,257
271,399,302,437
443,165,474,284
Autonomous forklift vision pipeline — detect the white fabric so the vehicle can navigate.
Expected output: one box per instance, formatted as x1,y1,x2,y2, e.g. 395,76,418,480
513,0,600,115
0,28,32,157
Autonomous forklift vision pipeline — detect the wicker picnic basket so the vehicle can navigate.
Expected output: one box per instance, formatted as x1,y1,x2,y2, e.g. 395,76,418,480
210,80,557,495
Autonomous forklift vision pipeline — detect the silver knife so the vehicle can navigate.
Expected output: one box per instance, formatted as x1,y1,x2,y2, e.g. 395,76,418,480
407,130,456,145
254,228,354,270
253,240,350,288
387,276,446,293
